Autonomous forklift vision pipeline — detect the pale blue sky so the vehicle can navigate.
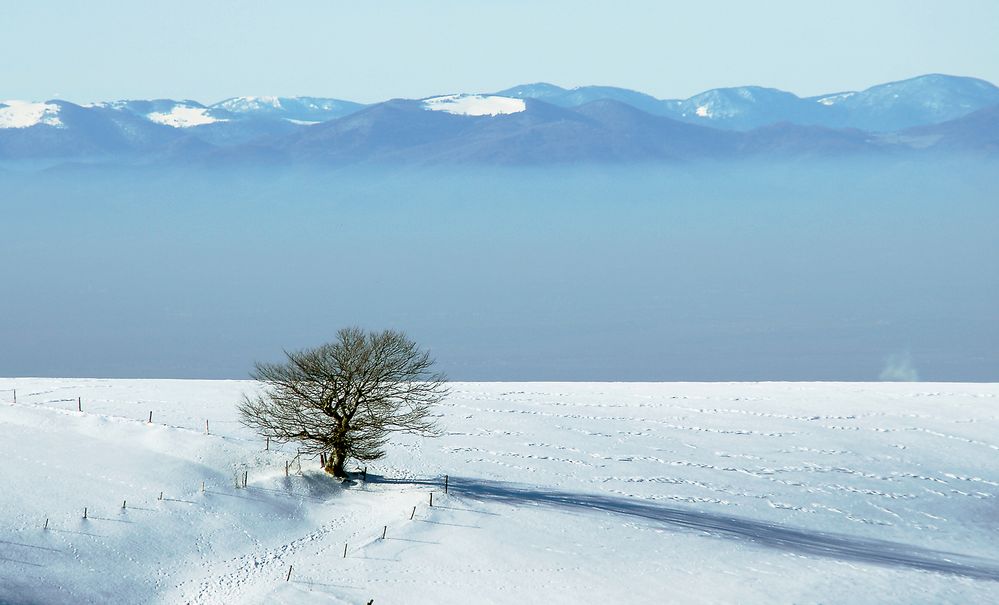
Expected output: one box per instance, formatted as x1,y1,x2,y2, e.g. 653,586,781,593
3,0,999,104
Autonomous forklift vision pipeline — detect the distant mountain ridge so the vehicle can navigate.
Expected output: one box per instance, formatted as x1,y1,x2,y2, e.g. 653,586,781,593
495,74,999,131
1,74,997,165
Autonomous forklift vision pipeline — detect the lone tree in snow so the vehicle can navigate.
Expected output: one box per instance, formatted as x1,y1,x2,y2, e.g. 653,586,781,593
239,327,447,478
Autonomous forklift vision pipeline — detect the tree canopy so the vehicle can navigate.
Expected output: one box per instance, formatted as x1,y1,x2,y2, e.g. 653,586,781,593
239,327,447,478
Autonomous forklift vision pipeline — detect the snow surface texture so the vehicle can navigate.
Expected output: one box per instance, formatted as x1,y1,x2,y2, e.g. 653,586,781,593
422,94,526,116
1,380,998,604
147,105,223,128
0,100,63,129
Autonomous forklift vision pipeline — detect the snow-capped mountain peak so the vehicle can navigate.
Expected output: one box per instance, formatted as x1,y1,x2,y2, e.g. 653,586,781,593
493,83,568,100
209,96,365,123
214,96,284,113
0,100,64,129
147,104,224,128
422,94,526,116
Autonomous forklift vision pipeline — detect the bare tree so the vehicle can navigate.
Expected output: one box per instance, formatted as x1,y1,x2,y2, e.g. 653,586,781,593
239,327,447,478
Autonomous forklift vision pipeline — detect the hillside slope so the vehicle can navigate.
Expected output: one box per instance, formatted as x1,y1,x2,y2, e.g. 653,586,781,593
1,380,998,604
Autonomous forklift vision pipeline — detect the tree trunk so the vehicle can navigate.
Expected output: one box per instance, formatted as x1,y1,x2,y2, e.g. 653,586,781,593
325,449,348,478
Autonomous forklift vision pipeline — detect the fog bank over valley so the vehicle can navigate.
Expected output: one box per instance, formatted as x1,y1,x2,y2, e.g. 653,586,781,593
1,159,996,381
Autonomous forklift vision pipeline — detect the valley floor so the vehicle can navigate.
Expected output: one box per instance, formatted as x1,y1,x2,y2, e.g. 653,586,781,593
1,380,998,604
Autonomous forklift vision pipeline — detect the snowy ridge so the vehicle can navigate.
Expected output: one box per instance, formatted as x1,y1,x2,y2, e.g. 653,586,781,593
81,100,130,110
147,105,224,128
0,100,64,129
422,94,526,116
815,91,857,106
210,96,363,122
213,95,284,113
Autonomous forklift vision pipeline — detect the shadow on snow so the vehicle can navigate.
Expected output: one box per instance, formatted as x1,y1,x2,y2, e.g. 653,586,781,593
379,475,999,582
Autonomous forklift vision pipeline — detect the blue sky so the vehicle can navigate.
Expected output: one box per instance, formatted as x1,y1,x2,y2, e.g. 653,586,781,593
3,0,998,103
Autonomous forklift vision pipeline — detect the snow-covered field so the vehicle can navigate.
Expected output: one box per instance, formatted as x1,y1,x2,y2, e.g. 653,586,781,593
2,380,998,604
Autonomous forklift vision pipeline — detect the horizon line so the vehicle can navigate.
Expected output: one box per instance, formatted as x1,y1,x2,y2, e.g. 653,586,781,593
9,72,995,108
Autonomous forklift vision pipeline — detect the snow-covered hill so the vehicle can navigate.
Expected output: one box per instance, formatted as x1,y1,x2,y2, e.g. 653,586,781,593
814,74,999,132
0,100,65,129
2,380,998,604
422,94,526,116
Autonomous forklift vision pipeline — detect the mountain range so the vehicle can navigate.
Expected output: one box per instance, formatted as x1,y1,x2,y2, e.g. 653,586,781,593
1,74,997,166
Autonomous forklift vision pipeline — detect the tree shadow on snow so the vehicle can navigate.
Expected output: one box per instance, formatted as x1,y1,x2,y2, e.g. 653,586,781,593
442,476,999,582
366,474,438,487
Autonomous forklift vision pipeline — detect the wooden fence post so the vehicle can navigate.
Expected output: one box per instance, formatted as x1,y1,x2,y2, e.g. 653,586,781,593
77,397,82,412
343,543,348,558
445,474,448,494
286,565,293,581
381,525,387,539
429,492,433,507
148,411,153,423
410,506,416,520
